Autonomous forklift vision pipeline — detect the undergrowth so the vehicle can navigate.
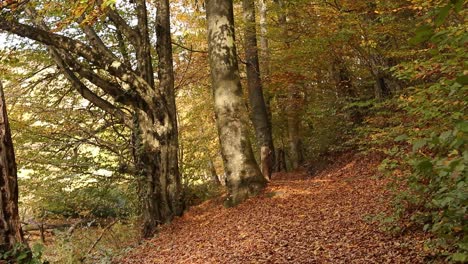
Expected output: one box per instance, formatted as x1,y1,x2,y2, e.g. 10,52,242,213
354,1,467,262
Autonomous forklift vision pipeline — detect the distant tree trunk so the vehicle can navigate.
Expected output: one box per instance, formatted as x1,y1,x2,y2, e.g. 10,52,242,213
258,0,270,80
206,0,267,206
331,59,355,99
275,147,287,172
367,53,400,100
208,159,221,185
242,0,275,181
373,74,392,100
287,96,304,170
274,0,304,170
0,81,26,253
257,0,274,131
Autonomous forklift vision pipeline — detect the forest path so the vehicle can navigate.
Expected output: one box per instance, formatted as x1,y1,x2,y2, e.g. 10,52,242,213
119,154,428,264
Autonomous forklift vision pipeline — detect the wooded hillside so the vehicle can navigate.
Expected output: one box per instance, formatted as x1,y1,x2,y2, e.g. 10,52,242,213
0,0,466,263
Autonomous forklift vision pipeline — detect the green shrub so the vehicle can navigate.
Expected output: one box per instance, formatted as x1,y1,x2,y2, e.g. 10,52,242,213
0,243,47,264
355,1,467,261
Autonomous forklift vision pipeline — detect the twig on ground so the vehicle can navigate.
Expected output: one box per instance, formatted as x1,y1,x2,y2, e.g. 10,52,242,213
80,219,118,263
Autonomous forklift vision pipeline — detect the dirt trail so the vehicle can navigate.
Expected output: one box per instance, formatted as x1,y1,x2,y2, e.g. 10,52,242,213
119,154,427,263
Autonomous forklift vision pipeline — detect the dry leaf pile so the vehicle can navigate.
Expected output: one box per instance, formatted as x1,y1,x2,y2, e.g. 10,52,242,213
118,154,428,263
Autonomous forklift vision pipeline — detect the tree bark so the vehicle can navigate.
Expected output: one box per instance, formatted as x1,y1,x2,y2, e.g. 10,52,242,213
206,0,267,207
0,81,26,253
242,0,275,181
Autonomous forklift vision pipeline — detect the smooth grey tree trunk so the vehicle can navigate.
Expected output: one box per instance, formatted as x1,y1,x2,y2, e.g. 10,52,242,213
242,0,275,180
0,81,26,254
258,0,270,79
206,0,267,206
257,0,273,117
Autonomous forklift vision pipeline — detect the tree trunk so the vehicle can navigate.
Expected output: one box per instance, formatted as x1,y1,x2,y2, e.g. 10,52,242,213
368,54,399,100
274,147,287,172
258,0,270,80
206,0,267,207
274,0,304,170
331,59,355,99
257,0,274,135
0,81,26,253
135,110,181,237
208,159,221,185
139,0,183,237
287,94,304,170
374,75,391,100
242,0,275,181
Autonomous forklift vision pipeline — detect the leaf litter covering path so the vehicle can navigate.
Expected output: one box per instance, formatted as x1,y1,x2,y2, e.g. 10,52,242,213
118,154,428,263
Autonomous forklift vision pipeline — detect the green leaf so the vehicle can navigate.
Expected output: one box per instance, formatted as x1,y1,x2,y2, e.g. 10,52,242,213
16,251,28,261
439,130,453,142
451,252,467,262
455,74,468,85
453,0,464,12
417,159,433,172
435,4,451,27
412,139,427,152
456,121,468,133
410,25,434,44
423,223,431,231
395,134,408,142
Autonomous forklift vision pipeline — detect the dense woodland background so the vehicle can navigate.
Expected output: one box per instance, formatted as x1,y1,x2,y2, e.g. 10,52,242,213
0,0,466,263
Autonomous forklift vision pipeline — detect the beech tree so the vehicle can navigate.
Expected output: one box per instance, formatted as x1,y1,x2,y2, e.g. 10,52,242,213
206,0,267,206
0,0,182,237
242,0,275,180
0,81,26,254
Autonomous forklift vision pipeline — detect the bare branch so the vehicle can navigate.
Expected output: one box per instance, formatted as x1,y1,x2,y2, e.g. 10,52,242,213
172,41,207,53
101,1,141,47
80,219,118,262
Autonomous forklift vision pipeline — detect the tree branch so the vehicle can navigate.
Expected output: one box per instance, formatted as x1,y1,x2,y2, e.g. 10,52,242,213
0,19,158,111
100,1,141,47
114,26,132,67
172,41,207,53
135,0,155,86
79,17,118,61
23,8,131,126
80,219,118,262
58,58,131,126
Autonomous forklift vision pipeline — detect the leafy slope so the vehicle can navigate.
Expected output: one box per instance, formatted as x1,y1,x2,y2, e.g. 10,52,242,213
118,154,428,263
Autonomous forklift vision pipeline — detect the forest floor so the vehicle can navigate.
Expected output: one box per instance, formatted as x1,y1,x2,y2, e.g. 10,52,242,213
118,153,430,264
